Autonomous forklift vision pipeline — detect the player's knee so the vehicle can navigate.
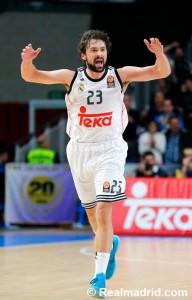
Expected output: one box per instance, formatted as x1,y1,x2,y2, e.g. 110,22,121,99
96,204,112,223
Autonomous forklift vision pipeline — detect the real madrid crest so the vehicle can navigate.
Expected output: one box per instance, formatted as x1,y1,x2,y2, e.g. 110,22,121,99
78,83,85,92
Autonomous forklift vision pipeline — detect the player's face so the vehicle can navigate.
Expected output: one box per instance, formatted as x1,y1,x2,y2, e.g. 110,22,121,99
82,39,107,73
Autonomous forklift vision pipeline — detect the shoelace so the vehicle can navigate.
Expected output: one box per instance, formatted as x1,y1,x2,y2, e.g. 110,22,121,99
90,277,105,286
90,278,98,285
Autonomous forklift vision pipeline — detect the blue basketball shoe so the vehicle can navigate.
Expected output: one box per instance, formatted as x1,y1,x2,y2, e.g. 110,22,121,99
106,235,120,280
90,273,106,299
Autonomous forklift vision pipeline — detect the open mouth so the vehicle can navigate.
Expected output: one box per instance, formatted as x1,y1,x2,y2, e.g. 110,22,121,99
95,59,104,67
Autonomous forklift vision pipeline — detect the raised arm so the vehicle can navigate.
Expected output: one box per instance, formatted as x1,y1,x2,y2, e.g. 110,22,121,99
118,38,171,84
21,43,74,87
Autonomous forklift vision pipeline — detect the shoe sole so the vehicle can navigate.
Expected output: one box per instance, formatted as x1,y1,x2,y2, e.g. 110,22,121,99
93,292,105,299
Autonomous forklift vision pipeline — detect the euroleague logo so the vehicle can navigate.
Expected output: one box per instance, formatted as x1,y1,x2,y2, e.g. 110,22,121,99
107,76,115,88
78,106,113,127
103,181,110,192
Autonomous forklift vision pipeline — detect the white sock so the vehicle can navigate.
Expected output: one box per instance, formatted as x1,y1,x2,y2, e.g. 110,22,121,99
94,252,110,278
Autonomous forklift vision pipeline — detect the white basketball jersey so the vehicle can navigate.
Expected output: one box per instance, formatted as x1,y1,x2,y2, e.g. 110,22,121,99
65,66,128,143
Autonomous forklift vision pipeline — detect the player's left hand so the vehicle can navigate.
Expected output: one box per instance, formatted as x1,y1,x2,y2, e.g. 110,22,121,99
144,38,164,56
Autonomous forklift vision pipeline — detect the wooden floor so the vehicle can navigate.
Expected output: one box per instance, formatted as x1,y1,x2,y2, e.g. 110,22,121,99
0,228,191,300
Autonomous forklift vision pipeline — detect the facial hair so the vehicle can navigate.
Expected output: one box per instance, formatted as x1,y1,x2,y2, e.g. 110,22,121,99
87,61,106,73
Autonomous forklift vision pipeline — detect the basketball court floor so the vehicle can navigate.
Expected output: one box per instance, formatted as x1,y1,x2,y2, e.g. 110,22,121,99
0,227,191,300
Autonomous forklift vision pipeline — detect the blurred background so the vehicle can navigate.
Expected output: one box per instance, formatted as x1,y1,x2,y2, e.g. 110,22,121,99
0,0,191,155
1,5,192,298
1,0,192,228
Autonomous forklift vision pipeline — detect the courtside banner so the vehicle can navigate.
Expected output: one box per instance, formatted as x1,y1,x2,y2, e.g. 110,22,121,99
113,178,192,236
5,163,76,225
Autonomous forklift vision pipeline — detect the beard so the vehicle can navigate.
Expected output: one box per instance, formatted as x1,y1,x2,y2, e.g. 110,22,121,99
87,61,106,73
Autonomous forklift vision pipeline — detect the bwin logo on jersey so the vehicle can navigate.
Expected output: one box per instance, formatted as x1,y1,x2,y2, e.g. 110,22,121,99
78,106,113,128
78,84,85,92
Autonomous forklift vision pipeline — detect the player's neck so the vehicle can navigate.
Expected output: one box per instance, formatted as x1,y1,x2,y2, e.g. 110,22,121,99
86,68,105,79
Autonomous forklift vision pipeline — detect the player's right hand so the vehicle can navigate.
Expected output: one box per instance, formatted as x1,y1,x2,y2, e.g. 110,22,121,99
21,43,41,61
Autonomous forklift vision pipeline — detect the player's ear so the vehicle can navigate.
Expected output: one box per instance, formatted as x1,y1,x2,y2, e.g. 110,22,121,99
81,53,86,61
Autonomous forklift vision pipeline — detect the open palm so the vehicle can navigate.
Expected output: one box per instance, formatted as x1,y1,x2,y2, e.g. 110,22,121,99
21,43,41,61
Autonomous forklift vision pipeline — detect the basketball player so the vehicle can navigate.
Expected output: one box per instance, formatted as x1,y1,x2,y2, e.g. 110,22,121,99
21,30,171,298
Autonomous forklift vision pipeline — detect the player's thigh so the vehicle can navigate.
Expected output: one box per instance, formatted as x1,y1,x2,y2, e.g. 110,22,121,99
95,155,127,202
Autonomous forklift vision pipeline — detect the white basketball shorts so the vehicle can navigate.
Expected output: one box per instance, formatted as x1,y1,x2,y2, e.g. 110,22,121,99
66,136,128,209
